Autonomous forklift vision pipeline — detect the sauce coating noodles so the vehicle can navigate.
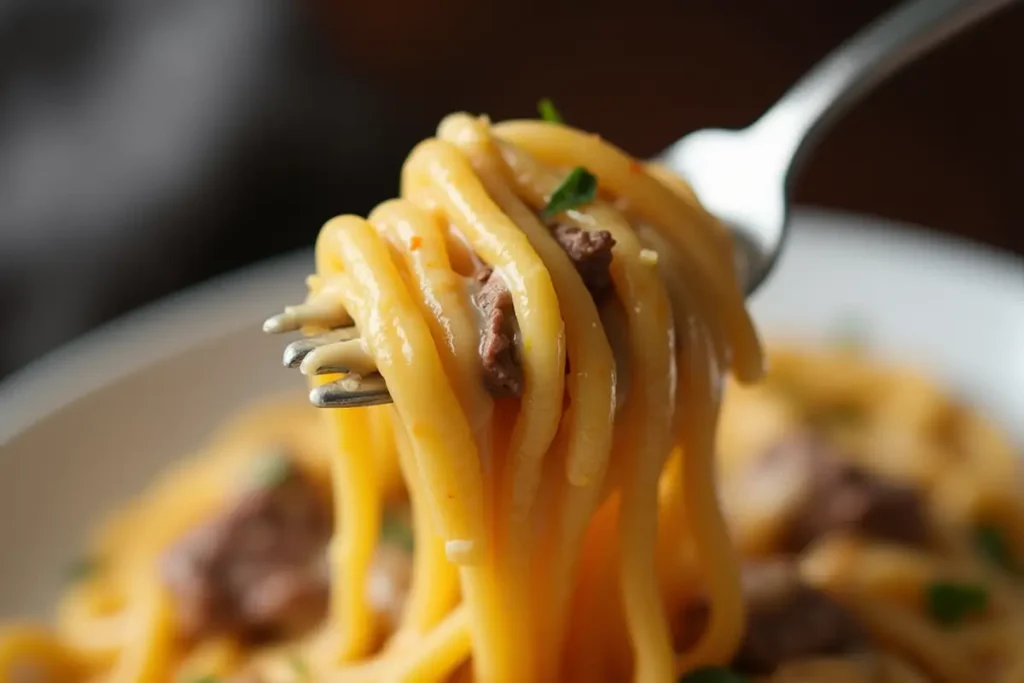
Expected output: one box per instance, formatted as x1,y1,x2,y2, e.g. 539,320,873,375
1,115,1021,683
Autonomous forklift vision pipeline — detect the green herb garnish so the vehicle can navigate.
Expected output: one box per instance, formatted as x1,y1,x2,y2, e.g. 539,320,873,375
64,556,99,583
542,167,598,218
926,581,989,626
381,512,415,553
975,524,1016,571
249,449,294,489
289,652,310,680
187,677,220,683
537,97,564,123
679,666,749,683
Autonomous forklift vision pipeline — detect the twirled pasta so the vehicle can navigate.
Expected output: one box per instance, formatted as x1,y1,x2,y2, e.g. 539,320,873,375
295,113,758,682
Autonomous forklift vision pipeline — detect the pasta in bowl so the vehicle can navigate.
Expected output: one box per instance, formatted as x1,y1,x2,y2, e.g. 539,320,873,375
0,113,1020,683
4,347,1019,683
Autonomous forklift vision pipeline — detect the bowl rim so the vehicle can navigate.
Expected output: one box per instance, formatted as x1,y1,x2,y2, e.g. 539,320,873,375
1,206,1022,447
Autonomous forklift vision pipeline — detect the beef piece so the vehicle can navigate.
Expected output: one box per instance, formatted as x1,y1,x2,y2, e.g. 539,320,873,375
472,224,614,396
735,560,865,675
552,224,616,301
670,560,863,675
475,268,523,397
754,433,930,551
161,460,331,641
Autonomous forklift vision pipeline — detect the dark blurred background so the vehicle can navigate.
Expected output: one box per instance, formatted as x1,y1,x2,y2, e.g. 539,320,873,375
0,0,1020,379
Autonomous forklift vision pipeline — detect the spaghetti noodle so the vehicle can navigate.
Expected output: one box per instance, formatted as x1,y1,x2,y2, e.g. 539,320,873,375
1,113,1021,683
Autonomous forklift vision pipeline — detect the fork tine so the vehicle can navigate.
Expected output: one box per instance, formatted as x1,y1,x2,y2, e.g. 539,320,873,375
283,327,361,368
263,300,352,335
300,338,377,377
263,309,306,334
310,375,392,408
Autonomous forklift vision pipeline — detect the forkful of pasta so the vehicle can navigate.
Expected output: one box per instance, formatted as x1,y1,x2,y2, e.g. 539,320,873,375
263,301,389,407
264,0,1014,409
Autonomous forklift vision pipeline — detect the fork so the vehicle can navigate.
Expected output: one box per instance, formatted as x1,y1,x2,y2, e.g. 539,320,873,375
265,0,1017,409
658,0,1017,295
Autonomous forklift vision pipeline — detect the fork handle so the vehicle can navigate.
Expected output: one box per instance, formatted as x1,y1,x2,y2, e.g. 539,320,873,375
755,0,1018,182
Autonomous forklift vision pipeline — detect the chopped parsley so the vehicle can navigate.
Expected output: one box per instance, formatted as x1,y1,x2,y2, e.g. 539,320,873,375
381,512,414,553
537,97,564,123
974,524,1015,572
249,448,294,489
680,666,749,683
542,167,598,218
926,581,988,626
64,556,99,583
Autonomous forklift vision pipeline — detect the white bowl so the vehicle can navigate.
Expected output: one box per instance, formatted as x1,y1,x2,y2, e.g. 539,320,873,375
1,208,1022,620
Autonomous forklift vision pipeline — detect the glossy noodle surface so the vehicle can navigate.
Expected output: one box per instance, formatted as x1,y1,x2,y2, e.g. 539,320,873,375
2,115,1021,683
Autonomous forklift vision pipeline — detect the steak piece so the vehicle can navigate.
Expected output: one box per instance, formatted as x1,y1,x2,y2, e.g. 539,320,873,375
475,267,523,397
552,224,615,301
735,559,865,675
671,559,865,675
161,458,331,641
748,433,930,551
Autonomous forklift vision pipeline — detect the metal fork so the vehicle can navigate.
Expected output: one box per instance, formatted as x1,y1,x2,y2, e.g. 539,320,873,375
657,0,1017,295
265,0,1017,409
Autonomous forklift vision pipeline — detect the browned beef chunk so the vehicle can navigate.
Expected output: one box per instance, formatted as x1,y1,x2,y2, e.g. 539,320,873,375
552,224,615,301
671,560,863,675
475,267,523,397
472,224,614,397
734,560,865,674
755,433,930,551
160,460,331,641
